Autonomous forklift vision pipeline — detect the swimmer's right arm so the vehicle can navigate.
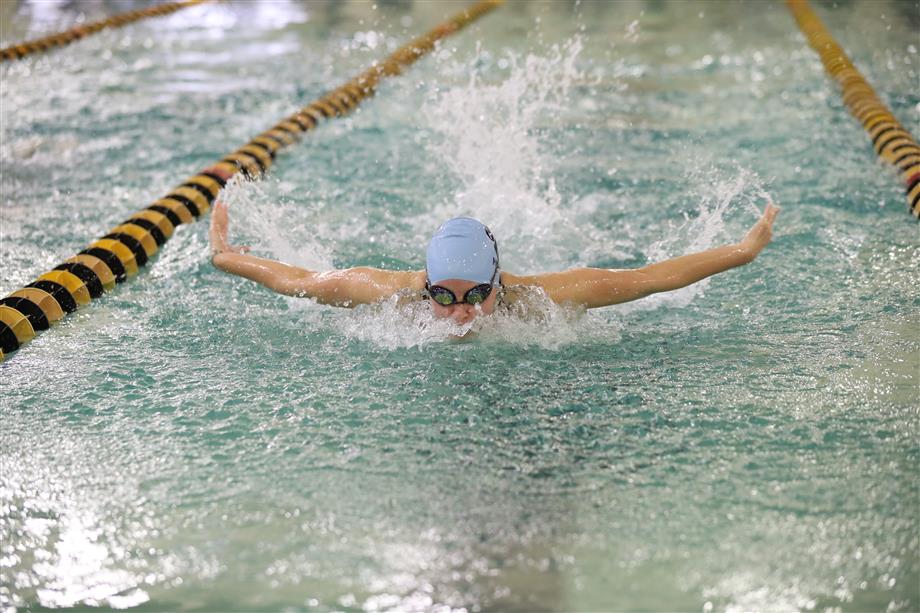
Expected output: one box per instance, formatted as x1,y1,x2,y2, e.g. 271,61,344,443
209,200,423,306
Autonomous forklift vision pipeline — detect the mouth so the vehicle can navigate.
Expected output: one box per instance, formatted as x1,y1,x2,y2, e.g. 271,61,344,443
443,317,478,340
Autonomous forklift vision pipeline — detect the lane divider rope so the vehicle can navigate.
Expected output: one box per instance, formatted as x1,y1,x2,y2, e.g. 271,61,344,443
0,0,504,362
787,0,920,219
0,0,212,62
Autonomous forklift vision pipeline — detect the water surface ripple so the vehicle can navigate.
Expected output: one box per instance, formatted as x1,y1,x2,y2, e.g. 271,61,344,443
1,1,918,611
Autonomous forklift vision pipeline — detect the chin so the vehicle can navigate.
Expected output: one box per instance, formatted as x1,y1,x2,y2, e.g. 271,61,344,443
450,329,477,341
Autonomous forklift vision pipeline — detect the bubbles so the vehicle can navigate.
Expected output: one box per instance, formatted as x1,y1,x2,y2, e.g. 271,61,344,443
334,297,476,349
625,20,641,43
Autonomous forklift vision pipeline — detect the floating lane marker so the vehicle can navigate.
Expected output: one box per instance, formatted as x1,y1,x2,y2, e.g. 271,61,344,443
787,0,920,219
0,0,212,62
0,0,504,362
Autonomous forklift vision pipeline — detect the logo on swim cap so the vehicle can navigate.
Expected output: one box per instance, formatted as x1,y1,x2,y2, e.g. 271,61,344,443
426,217,499,285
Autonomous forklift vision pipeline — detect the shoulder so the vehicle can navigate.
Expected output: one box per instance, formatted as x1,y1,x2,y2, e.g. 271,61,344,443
370,269,426,305
309,268,425,306
373,268,426,291
498,271,527,286
499,270,576,290
498,271,557,299
497,281,551,312
496,272,539,304
332,268,426,290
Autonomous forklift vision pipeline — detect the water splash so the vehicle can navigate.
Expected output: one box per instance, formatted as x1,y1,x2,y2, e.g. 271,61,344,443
418,38,590,272
218,176,334,271
215,39,613,349
332,289,598,351
619,164,771,312
215,40,771,338
2,134,80,162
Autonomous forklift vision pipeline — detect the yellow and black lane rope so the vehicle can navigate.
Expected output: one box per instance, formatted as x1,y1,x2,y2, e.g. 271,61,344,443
0,0,211,62
0,0,503,361
787,0,920,219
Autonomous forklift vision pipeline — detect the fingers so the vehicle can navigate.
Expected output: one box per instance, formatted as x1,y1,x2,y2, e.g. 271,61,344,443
737,201,780,260
209,201,251,259
202,164,235,182
209,200,231,257
211,200,228,229
761,201,781,227
765,202,780,217
759,203,777,244
767,205,780,226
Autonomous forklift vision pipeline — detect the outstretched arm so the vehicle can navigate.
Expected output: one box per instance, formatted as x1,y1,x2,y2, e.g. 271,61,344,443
209,199,423,307
509,203,780,309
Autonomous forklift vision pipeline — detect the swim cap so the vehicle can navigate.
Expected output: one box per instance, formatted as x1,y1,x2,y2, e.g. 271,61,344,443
426,217,499,285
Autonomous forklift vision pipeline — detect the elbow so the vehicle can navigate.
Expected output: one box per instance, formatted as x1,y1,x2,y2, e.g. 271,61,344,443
211,252,231,271
212,252,246,275
591,271,658,306
735,245,756,266
630,269,669,298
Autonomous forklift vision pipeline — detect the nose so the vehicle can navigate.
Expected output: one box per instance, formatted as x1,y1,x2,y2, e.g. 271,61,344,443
449,303,477,324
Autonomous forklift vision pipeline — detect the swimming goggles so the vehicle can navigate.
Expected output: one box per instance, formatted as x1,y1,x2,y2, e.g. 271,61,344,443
425,282,494,306
425,260,500,306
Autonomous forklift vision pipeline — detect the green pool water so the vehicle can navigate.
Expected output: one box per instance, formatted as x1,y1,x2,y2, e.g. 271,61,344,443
1,1,918,610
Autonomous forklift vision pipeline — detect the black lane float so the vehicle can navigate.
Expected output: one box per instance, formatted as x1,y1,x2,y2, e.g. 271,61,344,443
0,0,504,362
0,0,212,62
787,0,920,219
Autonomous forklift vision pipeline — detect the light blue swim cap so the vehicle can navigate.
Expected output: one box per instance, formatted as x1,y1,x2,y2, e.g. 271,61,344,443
426,217,499,285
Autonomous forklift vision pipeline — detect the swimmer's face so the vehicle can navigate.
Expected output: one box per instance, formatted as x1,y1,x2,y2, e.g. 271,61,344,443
429,278,498,325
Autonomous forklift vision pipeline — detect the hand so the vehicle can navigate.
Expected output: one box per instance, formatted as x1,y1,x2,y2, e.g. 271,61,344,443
209,200,250,258
203,164,237,183
739,201,780,261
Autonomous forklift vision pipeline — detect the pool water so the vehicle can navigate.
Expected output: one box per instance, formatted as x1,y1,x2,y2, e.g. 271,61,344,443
1,1,918,610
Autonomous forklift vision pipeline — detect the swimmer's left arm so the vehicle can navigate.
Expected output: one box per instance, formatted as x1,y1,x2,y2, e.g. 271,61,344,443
515,203,780,308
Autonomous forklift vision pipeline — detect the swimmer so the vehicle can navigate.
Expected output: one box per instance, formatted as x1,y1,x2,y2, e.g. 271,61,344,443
209,191,779,326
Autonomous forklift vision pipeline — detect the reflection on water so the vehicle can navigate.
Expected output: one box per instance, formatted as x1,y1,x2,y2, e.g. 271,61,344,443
1,0,918,611
1,443,152,609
